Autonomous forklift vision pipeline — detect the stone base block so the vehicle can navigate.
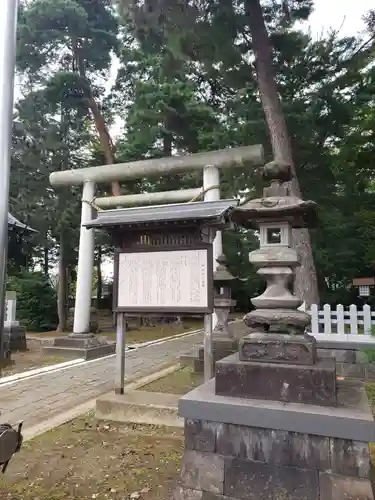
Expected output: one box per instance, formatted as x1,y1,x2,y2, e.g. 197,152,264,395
3,324,27,351
42,335,115,360
239,332,316,365
215,352,337,406
174,379,374,500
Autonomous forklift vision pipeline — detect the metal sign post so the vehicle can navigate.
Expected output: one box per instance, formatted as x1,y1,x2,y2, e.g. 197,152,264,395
115,312,126,395
0,0,19,366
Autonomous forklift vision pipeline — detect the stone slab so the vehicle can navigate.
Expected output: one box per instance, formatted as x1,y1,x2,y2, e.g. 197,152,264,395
318,347,356,363
239,332,316,365
319,472,374,500
224,457,319,499
179,379,375,442
96,389,182,427
43,334,115,360
314,334,375,350
42,343,115,360
215,353,337,406
180,450,224,494
3,324,27,351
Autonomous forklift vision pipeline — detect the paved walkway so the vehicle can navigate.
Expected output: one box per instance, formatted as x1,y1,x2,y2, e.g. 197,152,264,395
0,330,202,432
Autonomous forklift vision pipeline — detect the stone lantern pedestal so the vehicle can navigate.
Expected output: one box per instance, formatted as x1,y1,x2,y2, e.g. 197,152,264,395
174,161,374,500
180,255,247,374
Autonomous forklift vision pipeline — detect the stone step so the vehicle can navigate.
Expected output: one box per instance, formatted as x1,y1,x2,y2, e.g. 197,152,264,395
96,389,182,428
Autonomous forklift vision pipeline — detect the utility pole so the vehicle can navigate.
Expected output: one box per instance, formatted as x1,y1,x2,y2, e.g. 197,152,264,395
0,0,19,366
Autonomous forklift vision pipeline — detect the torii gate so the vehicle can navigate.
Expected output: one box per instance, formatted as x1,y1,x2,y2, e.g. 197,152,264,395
49,145,264,335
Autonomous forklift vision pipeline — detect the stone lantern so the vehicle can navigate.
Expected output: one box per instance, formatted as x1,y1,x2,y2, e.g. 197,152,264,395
213,254,236,338
174,160,375,500
232,160,320,370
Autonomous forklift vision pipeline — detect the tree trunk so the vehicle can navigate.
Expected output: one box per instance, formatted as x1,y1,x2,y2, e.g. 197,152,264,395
43,247,49,276
96,246,103,309
245,0,319,307
57,231,68,333
86,96,121,196
73,45,121,197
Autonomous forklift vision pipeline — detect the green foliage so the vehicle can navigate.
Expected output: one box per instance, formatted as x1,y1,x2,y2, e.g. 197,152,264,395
13,0,375,310
17,0,118,76
7,272,58,331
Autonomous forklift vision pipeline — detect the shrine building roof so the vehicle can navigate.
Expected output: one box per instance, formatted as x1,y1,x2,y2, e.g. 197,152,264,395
85,199,238,231
8,213,37,233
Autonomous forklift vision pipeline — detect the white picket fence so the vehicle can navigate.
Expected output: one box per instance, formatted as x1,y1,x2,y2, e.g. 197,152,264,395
308,304,374,337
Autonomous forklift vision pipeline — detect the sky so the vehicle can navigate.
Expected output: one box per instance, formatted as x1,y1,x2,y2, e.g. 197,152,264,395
304,0,373,38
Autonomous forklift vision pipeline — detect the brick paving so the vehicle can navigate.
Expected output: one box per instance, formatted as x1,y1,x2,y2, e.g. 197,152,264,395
0,330,204,431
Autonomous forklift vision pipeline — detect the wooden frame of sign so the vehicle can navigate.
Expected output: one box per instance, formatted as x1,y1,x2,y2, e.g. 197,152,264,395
113,243,214,315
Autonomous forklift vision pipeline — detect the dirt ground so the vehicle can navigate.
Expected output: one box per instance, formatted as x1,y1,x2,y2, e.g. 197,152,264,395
142,367,203,395
1,340,71,377
0,415,183,500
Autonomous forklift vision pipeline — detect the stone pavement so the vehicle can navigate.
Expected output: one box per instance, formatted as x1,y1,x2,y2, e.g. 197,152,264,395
0,329,205,432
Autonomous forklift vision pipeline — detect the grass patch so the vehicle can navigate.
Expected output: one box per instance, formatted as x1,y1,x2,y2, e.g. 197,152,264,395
0,414,183,500
366,382,375,409
107,319,203,344
141,367,203,395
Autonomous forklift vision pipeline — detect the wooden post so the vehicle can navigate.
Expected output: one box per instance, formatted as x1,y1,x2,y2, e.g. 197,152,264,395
204,313,213,382
115,312,126,394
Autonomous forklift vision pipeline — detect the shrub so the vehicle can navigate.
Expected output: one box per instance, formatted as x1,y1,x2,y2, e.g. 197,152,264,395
7,271,58,331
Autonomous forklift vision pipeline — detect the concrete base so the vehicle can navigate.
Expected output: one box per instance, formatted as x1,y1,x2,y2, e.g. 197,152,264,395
42,335,115,360
174,379,375,499
3,324,27,351
96,390,182,427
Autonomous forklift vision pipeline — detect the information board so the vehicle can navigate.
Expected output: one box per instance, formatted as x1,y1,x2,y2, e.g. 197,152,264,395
115,248,212,314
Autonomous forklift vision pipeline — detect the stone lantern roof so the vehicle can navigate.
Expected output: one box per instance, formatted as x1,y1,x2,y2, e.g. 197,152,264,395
232,161,318,229
213,255,236,284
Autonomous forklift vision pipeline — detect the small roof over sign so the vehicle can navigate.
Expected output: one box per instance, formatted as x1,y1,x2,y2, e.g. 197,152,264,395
8,213,37,233
85,199,239,230
353,277,375,287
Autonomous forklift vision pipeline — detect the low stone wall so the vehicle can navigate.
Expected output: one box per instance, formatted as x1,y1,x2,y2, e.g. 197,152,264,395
316,339,375,380
182,337,375,381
